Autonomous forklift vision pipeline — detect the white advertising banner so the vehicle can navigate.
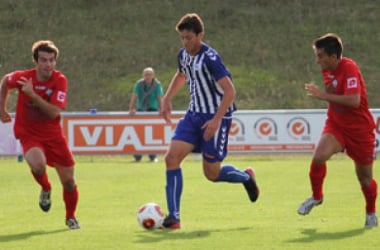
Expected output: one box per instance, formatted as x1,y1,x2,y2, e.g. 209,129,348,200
1,109,380,155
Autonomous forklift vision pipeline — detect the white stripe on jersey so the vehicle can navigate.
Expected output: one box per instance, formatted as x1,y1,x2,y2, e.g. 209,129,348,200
178,44,236,114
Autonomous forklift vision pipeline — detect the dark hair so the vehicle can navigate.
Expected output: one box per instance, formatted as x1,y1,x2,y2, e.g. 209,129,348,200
313,33,343,58
32,40,59,62
176,13,204,34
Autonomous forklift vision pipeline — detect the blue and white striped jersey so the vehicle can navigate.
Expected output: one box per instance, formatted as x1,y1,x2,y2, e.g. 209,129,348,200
177,43,237,114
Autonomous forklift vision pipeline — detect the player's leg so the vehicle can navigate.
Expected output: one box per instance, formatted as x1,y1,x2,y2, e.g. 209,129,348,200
162,140,193,229
47,136,79,229
201,116,259,202
348,130,377,228
355,163,378,228
202,159,259,202
55,165,80,229
24,145,52,212
298,132,342,215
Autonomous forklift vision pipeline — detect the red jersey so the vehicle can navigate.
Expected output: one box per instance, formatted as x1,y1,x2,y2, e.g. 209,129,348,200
322,57,375,130
6,69,67,139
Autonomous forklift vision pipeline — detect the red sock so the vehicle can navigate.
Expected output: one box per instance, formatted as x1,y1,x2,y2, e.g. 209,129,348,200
361,179,377,214
63,186,79,219
31,170,51,191
309,162,326,200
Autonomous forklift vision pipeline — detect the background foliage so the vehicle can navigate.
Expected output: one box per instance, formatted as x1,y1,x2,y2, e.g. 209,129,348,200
0,0,379,111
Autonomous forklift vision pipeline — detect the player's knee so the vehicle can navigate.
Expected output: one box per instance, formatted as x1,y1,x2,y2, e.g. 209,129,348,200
62,179,76,191
31,167,45,176
165,152,181,167
312,153,329,165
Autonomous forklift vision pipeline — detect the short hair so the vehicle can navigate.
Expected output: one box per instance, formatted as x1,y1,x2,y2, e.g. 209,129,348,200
143,67,154,74
176,13,204,34
32,40,59,62
313,33,343,58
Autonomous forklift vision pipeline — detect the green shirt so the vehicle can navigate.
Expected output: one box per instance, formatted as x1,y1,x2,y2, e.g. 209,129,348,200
133,79,163,111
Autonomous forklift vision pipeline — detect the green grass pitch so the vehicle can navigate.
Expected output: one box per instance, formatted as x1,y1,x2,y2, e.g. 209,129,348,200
0,154,379,249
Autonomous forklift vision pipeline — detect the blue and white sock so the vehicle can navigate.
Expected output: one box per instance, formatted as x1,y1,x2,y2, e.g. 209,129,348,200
165,168,183,221
215,165,250,183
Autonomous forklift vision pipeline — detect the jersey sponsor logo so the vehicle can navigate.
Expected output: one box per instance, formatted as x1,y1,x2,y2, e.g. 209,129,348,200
35,85,46,90
57,91,66,102
45,89,53,97
347,77,358,89
193,62,202,70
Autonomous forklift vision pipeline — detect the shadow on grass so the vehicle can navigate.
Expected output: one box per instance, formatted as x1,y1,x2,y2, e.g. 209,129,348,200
0,229,67,242
134,226,253,243
286,227,366,243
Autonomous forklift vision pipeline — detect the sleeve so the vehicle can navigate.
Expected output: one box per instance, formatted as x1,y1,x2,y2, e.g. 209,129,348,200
204,49,230,81
132,81,140,94
5,71,23,89
157,82,164,96
343,62,361,95
50,74,67,109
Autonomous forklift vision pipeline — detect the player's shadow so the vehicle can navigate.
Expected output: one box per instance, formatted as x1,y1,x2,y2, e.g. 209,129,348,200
0,229,67,242
286,227,366,243
134,226,253,243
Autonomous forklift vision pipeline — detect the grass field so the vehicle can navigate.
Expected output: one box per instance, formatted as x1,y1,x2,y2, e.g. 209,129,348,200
0,154,379,249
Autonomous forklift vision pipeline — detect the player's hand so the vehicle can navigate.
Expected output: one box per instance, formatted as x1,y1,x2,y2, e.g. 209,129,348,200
202,118,221,141
17,77,36,98
0,110,12,123
304,83,326,100
161,97,172,124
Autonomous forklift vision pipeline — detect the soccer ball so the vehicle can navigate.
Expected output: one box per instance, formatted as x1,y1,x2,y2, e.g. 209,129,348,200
137,202,165,230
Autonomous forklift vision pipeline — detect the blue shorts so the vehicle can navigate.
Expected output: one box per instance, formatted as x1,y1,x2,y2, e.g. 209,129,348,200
172,111,232,163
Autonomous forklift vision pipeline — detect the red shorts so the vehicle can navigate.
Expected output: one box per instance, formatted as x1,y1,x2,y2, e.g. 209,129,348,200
20,134,75,167
323,121,375,165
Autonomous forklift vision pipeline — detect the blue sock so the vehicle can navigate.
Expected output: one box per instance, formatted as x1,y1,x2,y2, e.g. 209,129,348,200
216,165,250,183
165,168,183,221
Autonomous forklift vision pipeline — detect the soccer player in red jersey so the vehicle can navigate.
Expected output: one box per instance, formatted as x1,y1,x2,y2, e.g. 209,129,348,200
0,40,80,229
298,33,377,228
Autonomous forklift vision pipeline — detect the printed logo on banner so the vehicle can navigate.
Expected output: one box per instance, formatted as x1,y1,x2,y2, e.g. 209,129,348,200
254,117,278,141
287,117,311,141
63,116,179,154
229,118,245,142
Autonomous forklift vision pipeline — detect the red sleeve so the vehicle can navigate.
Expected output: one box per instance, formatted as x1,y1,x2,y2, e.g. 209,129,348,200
343,62,361,95
50,73,67,109
5,71,23,89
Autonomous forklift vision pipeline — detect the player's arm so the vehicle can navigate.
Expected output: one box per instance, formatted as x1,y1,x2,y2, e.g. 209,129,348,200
304,83,360,108
202,76,236,141
18,77,62,119
0,76,12,123
162,70,186,123
213,76,236,121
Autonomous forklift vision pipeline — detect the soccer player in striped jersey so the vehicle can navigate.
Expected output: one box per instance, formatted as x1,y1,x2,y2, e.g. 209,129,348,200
298,33,378,228
160,13,259,229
